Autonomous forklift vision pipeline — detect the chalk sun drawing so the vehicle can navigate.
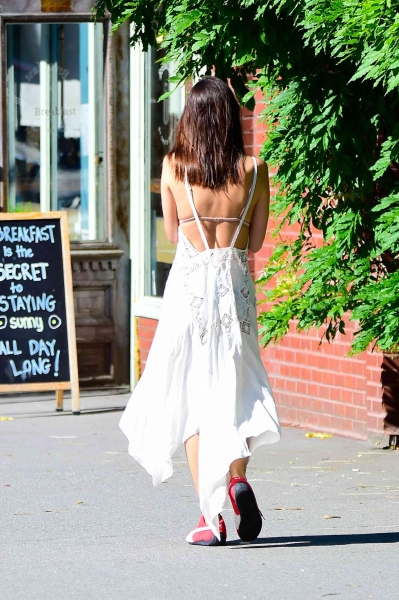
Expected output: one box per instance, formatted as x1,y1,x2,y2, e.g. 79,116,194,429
48,314,62,329
0,316,7,329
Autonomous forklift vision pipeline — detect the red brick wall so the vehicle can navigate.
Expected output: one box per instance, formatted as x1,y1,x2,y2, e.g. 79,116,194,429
244,90,385,440
137,317,158,375
136,89,386,441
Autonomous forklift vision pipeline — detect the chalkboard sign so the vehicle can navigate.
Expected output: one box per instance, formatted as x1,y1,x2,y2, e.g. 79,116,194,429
0,212,80,413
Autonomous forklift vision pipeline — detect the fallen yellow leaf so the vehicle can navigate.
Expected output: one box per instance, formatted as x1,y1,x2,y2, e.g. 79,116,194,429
0,416,13,421
305,432,333,439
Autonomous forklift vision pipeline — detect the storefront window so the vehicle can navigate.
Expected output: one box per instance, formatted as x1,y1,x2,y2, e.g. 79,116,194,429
6,23,105,241
145,47,183,297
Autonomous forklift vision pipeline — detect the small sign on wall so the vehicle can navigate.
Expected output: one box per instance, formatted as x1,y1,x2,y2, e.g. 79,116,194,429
41,0,72,11
0,212,80,413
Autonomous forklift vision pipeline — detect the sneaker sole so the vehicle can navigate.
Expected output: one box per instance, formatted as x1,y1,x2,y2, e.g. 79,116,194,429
187,533,227,547
233,482,262,542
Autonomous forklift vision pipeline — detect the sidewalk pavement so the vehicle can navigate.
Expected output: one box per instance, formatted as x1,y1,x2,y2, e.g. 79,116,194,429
1,395,399,600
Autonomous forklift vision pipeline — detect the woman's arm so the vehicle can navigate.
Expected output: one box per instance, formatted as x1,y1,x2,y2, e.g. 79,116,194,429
248,160,270,254
161,156,179,245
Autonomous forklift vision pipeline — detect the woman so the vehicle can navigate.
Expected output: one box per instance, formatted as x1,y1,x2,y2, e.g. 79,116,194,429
120,76,281,546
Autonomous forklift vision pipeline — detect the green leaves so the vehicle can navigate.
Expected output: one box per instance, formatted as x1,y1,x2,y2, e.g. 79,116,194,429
370,136,399,180
94,0,399,355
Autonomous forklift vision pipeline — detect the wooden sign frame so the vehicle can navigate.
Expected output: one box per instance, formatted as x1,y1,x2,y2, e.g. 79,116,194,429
0,212,80,413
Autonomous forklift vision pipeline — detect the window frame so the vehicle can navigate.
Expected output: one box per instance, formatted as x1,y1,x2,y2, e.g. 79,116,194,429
0,10,112,244
130,39,185,321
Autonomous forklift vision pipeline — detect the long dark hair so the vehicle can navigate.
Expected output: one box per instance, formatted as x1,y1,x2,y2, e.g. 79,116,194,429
169,77,246,189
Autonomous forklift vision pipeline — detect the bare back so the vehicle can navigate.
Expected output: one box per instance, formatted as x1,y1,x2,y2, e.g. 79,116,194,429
161,155,270,253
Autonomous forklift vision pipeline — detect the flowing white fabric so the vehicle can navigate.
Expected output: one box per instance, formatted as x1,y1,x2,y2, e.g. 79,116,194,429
119,157,281,538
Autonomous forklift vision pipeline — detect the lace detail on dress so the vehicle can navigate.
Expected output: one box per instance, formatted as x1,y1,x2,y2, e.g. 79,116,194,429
176,156,258,345
176,235,253,345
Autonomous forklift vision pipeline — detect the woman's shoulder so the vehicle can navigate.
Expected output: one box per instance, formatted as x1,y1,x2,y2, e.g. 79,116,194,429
243,154,266,167
162,153,174,170
243,155,268,179
162,153,176,184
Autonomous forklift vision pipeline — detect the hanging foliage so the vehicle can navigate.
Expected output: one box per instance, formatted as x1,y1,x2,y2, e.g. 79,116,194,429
95,0,399,354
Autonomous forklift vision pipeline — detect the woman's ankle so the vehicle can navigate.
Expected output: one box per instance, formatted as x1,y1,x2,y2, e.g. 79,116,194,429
229,458,249,480
229,472,247,480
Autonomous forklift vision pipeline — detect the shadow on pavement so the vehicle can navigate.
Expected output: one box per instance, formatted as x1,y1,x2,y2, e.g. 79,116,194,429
7,406,126,419
228,531,399,549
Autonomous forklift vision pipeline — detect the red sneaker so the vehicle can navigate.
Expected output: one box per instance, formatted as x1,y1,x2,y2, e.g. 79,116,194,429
186,514,227,546
228,476,263,542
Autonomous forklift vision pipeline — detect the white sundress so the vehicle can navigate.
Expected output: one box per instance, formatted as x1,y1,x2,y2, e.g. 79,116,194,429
120,157,281,539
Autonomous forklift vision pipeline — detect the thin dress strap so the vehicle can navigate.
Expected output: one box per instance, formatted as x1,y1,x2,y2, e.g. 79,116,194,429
230,157,258,248
184,170,210,251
